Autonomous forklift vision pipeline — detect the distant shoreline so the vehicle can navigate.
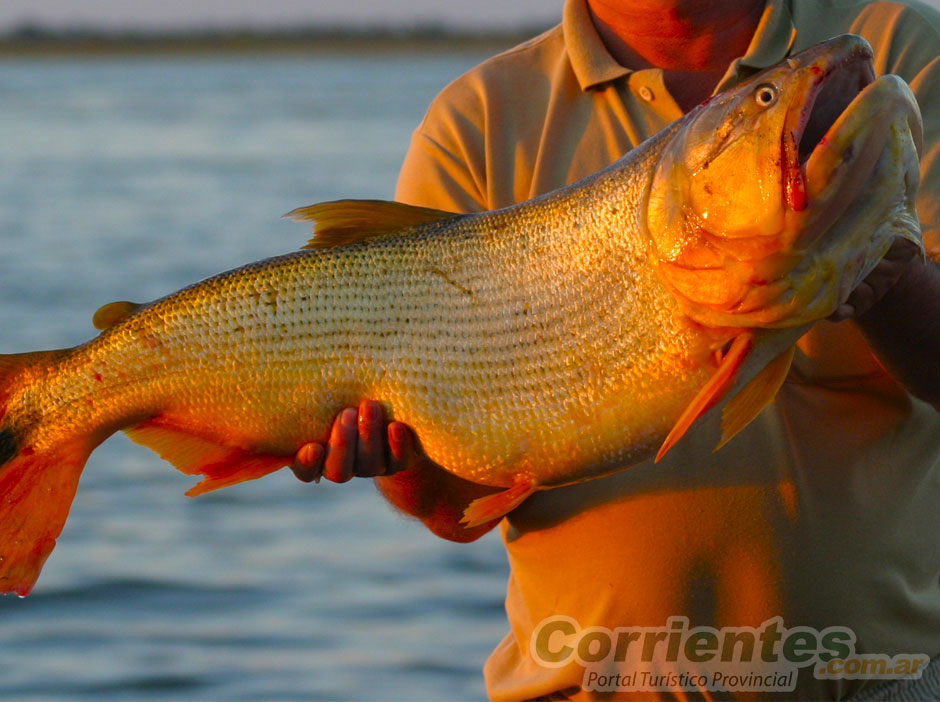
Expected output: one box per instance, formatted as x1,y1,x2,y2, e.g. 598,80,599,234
0,27,548,57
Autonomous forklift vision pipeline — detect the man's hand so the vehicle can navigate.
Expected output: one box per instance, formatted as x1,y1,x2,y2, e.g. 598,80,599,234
828,238,921,321
843,237,940,408
290,400,414,483
290,401,502,542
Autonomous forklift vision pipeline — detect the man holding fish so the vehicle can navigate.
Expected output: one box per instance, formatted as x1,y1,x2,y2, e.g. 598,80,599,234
294,0,940,699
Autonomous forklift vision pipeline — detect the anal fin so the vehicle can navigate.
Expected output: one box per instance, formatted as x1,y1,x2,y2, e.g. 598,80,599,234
461,479,537,528
125,419,289,496
715,344,795,451
656,332,754,462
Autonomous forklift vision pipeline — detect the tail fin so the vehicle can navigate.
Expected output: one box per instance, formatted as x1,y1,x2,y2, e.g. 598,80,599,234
0,350,89,597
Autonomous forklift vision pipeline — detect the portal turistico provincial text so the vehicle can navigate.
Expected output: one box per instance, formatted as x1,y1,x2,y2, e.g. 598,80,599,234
530,616,929,692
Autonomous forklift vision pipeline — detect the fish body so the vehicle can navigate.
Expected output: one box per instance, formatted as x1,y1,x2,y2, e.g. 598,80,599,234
0,35,924,595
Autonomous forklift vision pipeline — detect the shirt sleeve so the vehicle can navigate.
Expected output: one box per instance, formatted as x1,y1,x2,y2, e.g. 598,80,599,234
393,63,498,216
395,127,487,213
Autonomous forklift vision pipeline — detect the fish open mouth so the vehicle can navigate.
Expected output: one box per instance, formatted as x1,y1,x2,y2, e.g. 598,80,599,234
782,45,875,210
796,56,876,165
779,42,923,323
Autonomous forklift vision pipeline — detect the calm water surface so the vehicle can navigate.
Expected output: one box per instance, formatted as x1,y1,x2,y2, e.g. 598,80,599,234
0,51,510,701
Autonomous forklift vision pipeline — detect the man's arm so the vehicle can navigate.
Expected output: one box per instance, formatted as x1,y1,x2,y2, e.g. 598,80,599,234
852,259,940,407
830,239,940,407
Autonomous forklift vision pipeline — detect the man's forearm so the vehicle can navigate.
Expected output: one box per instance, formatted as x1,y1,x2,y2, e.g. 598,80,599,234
856,258,940,407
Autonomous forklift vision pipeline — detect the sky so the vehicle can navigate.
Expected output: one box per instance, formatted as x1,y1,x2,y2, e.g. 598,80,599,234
0,0,565,33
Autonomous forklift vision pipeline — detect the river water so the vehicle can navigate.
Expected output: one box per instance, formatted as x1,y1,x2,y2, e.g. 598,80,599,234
0,49,512,701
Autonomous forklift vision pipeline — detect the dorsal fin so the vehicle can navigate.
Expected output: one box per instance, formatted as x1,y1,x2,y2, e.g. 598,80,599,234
284,199,459,249
92,301,142,331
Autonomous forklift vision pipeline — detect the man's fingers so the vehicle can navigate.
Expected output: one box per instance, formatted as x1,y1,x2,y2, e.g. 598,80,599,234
830,242,918,322
291,442,325,483
295,403,417,484
849,257,908,317
388,421,415,474
356,400,387,477
323,408,357,483
828,303,855,322
884,237,920,261
846,279,875,315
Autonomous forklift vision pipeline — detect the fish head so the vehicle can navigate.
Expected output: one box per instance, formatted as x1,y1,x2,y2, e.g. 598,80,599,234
646,34,924,329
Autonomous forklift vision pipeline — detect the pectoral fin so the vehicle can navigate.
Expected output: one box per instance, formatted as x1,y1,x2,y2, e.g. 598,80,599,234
656,332,754,462
461,478,537,528
714,344,795,451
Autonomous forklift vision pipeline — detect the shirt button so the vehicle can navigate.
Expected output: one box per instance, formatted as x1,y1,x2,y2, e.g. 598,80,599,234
639,86,654,101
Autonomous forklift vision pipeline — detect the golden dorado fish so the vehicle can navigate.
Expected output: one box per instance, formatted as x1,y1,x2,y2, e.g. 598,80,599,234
0,35,924,596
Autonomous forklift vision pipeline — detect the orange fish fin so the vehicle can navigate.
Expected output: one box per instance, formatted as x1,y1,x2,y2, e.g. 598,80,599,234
656,332,754,462
460,478,537,528
124,420,289,496
715,344,795,452
0,348,90,596
284,199,461,249
0,435,91,596
92,301,142,331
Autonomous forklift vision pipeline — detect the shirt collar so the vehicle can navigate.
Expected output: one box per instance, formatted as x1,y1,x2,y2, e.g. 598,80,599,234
563,0,797,93
563,0,631,90
717,0,797,91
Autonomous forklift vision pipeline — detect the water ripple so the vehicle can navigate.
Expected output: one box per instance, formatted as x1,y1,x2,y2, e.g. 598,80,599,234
0,51,510,702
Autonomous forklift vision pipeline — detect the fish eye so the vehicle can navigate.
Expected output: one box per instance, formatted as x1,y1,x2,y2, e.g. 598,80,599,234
754,83,778,107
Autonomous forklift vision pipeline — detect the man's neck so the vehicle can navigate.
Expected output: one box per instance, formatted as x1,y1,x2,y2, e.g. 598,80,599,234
586,0,766,110
587,0,766,72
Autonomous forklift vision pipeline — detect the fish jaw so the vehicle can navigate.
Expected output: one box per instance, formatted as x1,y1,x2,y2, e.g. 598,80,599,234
644,34,923,330
767,73,924,325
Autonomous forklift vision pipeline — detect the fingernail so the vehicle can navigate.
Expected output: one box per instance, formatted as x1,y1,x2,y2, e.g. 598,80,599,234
341,408,357,428
389,423,406,443
297,443,317,467
360,401,376,424
388,425,408,461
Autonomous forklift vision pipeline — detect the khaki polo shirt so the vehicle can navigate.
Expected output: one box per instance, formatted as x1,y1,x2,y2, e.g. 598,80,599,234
395,1,940,700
